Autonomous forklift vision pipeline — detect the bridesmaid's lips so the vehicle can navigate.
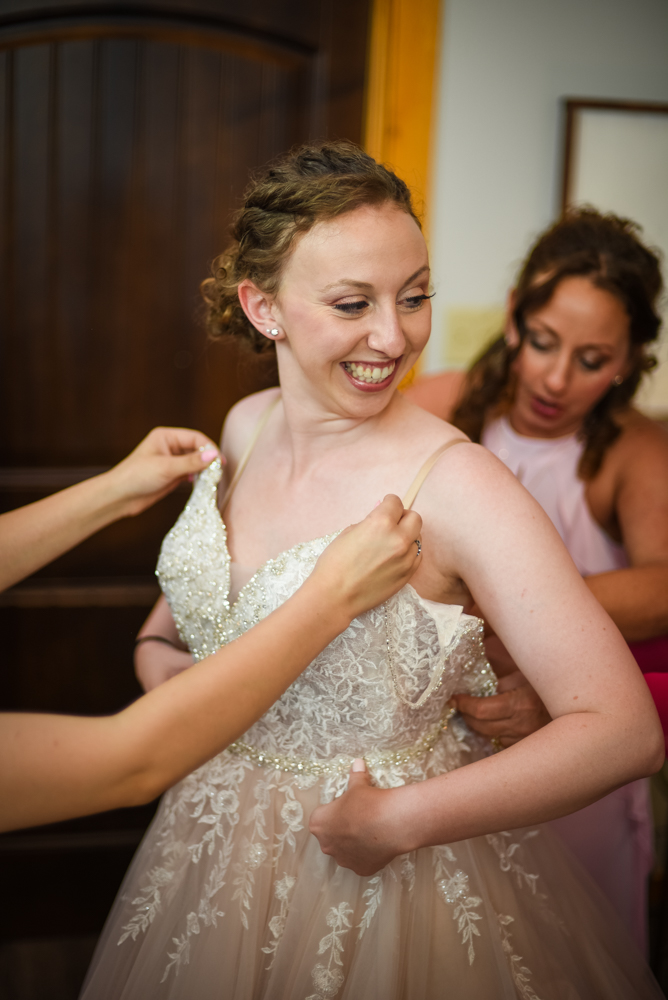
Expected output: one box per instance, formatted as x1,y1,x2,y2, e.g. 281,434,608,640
530,395,564,419
340,360,400,393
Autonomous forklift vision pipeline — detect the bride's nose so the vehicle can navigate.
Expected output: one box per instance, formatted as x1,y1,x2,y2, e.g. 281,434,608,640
365,305,407,357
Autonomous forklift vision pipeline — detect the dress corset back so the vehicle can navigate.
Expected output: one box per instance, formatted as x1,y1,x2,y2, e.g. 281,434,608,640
157,458,496,774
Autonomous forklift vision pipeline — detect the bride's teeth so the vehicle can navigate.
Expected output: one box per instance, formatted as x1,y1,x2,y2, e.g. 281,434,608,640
345,360,396,382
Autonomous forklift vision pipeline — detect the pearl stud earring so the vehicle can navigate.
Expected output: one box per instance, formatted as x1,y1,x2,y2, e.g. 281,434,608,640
612,374,624,385
266,328,280,337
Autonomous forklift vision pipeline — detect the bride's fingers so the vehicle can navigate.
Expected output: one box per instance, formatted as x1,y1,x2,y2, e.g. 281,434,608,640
398,509,422,547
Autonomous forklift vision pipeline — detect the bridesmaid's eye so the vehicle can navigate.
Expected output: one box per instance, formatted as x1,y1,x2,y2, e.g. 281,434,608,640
528,334,552,352
579,353,609,372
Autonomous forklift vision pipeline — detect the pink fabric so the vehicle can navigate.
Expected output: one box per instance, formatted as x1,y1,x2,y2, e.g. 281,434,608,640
630,635,668,674
482,418,628,576
644,674,668,753
548,782,653,955
482,416,653,953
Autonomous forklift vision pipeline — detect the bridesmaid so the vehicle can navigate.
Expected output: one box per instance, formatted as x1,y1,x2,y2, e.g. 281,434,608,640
407,208,668,950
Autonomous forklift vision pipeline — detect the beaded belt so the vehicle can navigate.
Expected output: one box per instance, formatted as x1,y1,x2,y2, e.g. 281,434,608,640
226,704,457,777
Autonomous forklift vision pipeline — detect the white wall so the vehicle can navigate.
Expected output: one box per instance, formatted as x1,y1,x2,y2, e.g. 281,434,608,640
426,0,668,405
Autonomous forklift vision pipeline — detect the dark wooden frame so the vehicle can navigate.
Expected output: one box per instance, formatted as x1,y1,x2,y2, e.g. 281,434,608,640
561,98,668,214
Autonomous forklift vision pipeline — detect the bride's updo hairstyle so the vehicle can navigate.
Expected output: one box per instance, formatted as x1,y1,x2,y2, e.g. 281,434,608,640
201,140,419,354
453,209,663,478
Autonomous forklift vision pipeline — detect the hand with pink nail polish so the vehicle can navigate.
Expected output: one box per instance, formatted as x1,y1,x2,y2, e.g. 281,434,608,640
106,427,222,517
0,427,222,592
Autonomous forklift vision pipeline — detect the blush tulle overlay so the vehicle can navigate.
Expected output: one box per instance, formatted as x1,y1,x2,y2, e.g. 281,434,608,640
80,459,663,999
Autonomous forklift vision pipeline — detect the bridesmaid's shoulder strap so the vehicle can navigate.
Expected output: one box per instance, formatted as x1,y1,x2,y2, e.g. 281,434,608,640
402,437,469,509
221,394,281,512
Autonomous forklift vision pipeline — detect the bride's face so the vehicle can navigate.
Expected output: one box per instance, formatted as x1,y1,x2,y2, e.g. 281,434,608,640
269,202,431,414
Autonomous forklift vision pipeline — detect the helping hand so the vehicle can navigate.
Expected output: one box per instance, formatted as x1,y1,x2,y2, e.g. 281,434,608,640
310,495,422,621
453,670,551,748
309,760,404,876
105,427,221,517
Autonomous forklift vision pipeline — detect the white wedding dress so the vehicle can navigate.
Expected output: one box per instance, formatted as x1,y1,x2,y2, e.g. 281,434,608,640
81,453,663,999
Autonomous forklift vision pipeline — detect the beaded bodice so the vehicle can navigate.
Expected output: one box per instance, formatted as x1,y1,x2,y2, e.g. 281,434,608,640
157,459,496,766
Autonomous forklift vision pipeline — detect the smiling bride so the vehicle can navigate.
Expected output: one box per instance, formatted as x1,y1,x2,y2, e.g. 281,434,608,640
81,142,664,999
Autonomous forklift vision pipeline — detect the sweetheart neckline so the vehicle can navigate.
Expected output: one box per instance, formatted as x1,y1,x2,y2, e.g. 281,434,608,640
203,457,465,619
205,459,340,613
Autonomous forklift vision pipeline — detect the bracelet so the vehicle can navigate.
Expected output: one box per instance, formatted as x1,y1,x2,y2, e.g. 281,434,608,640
134,634,184,650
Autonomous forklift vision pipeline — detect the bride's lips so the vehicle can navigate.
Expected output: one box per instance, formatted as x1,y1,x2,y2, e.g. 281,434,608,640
340,358,401,393
530,394,564,419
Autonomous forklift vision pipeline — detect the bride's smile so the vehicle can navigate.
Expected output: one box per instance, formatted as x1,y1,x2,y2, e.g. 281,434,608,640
238,201,432,419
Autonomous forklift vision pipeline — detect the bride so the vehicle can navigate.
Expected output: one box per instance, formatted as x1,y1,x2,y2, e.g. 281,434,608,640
82,142,664,999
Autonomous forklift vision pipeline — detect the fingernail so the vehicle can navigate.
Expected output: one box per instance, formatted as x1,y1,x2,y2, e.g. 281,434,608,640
374,501,381,508
351,758,366,772
200,447,218,462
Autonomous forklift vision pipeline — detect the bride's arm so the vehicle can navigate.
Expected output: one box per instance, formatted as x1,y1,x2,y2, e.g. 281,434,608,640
0,497,422,832
310,446,664,875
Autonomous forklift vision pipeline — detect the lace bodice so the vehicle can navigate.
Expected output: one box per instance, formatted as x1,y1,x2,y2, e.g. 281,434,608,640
157,459,495,766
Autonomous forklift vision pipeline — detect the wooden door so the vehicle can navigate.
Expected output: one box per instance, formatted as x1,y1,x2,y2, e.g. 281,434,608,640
0,0,369,942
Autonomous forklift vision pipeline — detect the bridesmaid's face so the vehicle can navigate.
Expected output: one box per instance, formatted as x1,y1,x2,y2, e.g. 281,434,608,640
270,202,431,416
509,276,631,439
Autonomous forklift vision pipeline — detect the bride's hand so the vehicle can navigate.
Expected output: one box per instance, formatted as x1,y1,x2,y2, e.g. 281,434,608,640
309,495,422,621
309,760,403,876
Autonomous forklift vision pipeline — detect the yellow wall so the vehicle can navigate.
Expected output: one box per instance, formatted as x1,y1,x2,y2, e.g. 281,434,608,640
363,0,442,233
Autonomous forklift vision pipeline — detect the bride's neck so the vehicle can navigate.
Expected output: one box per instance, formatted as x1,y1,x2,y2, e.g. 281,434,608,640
278,388,403,471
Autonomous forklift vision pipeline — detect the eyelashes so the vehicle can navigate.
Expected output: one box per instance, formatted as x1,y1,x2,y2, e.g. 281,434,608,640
528,336,611,372
334,292,434,315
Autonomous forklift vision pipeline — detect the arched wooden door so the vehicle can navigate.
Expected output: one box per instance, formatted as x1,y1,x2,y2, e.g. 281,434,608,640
0,0,369,951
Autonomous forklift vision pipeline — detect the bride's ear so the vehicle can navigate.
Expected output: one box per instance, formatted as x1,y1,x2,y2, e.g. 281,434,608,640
237,280,284,342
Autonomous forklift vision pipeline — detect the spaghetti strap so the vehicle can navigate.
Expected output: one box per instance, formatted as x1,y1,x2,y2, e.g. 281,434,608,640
402,438,468,509
220,394,281,513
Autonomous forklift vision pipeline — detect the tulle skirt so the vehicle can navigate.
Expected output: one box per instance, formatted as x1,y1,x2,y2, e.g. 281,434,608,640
80,757,663,1000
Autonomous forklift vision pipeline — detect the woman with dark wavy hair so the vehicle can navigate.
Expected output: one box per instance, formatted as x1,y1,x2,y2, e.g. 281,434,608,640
410,208,668,951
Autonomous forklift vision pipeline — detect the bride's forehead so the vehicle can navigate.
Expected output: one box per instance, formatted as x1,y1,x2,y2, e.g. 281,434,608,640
286,204,426,278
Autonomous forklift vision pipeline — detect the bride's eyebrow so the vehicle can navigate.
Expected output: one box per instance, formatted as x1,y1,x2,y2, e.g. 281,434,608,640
320,265,430,295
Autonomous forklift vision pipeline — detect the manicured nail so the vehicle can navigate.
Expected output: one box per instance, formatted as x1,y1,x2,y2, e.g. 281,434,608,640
351,758,366,772
374,501,381,508
200,447,218,462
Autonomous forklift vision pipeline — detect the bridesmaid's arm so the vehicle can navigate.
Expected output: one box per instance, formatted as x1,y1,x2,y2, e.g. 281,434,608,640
135,596,194,692
0,497,422,833
310,447,664,875
583,418,668,642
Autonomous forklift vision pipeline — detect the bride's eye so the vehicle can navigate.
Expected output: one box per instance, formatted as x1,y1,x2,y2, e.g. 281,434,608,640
400,292,435,311
333,299,369,315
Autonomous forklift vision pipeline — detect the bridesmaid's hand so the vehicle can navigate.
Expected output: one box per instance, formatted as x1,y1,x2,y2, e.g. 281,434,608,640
310,495,422,622
309,761,405,876
453,670,551,748
104,427,221,517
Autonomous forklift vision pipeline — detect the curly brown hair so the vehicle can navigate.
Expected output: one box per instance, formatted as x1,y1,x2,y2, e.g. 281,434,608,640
452,208,664,478
201,140,420,354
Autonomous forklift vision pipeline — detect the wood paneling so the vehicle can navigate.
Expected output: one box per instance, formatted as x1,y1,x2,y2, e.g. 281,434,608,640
0,0,370,944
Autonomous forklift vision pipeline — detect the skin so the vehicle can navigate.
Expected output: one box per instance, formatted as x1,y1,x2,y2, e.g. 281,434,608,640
0,496,422,832
141,203,664,878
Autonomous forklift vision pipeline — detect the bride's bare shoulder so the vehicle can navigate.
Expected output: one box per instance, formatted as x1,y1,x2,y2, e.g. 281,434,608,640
219,387,281,460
